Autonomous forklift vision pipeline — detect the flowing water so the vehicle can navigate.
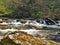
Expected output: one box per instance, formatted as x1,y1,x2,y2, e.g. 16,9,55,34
0,18,60,43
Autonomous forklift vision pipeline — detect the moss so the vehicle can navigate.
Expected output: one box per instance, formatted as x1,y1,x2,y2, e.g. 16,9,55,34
0,31,60,45
0,37,18,45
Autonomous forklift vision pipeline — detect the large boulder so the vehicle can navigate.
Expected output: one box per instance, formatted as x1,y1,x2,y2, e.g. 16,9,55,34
0,31,60,45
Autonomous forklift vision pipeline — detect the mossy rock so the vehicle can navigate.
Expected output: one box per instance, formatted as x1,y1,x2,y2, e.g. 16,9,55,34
0,31,60,45
0,37,18,45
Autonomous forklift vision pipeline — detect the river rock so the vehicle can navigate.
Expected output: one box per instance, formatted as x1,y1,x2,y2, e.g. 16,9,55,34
0,31,60,45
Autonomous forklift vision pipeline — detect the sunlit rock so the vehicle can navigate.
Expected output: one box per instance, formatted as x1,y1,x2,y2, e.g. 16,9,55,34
0,31,60,45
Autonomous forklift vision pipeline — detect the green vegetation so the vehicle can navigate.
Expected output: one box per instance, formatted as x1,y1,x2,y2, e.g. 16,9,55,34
0,0,13,16
0,0,60,19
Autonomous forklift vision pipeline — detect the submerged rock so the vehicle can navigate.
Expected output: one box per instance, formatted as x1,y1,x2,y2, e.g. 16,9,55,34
0,31,60,45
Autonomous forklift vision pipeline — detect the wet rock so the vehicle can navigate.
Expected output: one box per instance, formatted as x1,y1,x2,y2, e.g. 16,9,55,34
20,20,26,24
0,25,8,29
0,19,3,23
